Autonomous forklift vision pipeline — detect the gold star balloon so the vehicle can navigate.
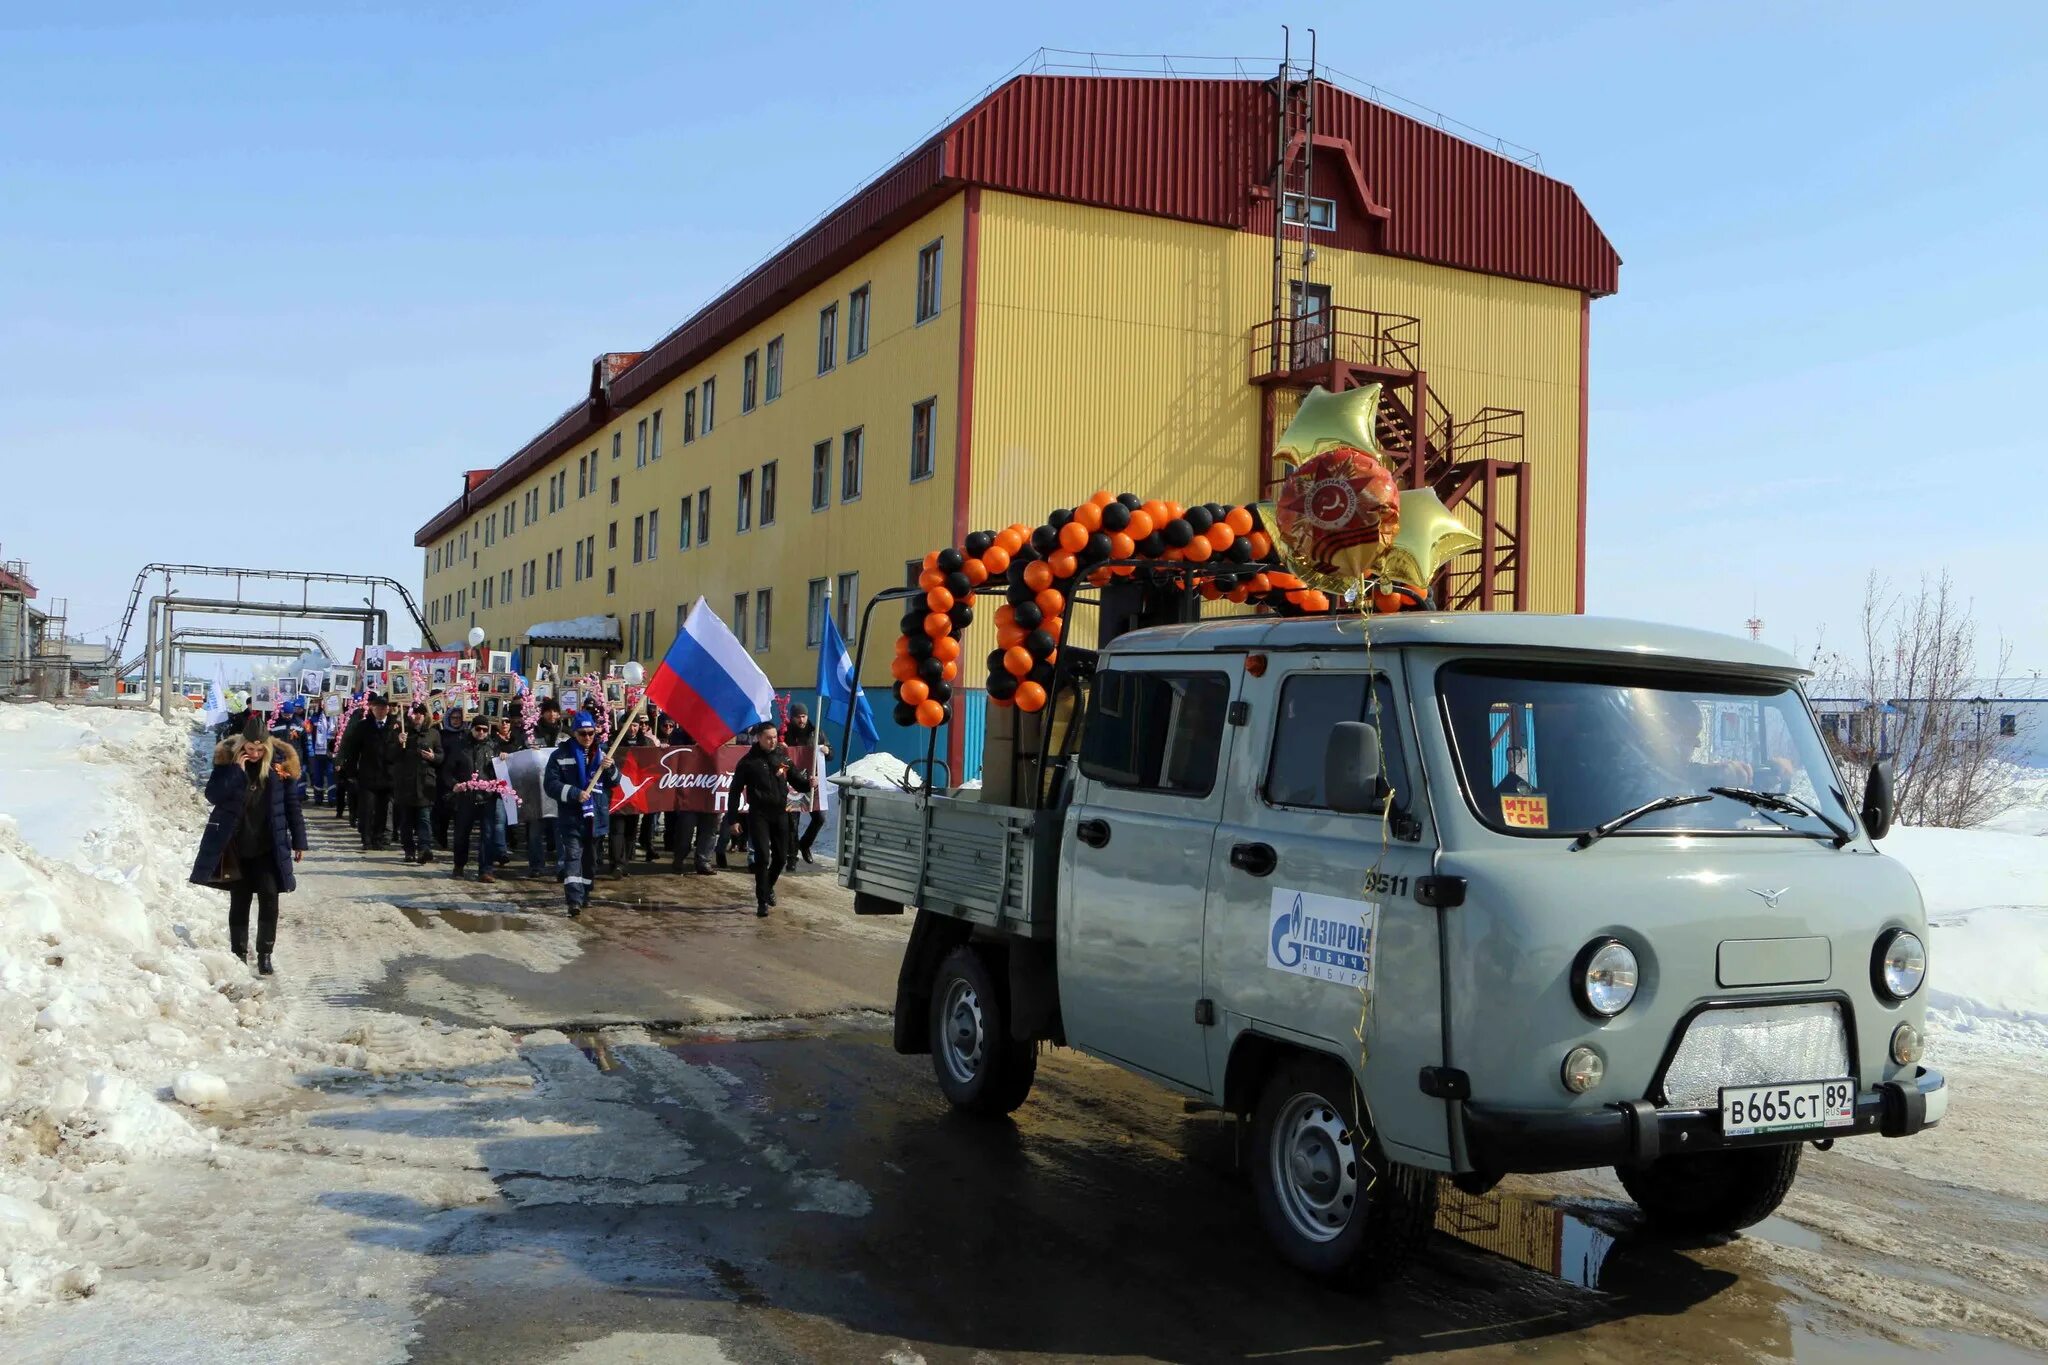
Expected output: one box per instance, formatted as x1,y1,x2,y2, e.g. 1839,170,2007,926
1375,489,1480,592
1275,384,1389,466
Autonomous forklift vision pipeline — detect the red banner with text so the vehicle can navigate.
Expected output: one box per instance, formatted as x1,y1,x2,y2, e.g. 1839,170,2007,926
610,744,819,815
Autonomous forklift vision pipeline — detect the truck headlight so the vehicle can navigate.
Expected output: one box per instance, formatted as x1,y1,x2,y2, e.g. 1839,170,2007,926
1561,1046,1606,1094
1873,929,1926,1001
1891,1022,1924,1064
1573,938,1639,1019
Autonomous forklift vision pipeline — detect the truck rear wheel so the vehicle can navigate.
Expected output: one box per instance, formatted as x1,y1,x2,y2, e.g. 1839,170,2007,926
1618,1142,1801,1236
1250,1056,1437,1283
928,946,1037,1116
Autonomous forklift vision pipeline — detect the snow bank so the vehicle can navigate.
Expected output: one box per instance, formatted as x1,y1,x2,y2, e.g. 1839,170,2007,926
1885,796,2048,1053
836,752,980,793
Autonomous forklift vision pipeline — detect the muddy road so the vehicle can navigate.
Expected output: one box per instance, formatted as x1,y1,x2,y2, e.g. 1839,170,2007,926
309,820,2047,1364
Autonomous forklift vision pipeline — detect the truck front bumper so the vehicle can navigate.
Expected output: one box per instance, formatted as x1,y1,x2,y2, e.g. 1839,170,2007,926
1460,1065,1947,1176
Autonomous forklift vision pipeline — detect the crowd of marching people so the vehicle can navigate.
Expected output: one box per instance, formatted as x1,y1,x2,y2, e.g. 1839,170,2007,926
204,686,830,949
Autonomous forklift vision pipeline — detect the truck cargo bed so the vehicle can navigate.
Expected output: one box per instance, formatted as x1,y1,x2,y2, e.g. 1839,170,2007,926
836,785,1057,938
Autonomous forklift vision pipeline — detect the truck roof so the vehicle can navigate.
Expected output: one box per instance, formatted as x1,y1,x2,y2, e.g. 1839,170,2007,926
1104,612,1804,675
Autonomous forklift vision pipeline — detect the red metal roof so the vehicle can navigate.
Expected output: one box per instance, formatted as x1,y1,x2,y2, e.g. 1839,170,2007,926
418,74,1616,545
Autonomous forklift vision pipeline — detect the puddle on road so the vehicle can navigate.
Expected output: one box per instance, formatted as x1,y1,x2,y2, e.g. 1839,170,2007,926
398,905,541,933
1435,1181,1621,1289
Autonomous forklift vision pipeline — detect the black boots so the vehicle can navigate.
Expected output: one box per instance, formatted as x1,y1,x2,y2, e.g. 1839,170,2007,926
756,904,769,918
257,952,274,976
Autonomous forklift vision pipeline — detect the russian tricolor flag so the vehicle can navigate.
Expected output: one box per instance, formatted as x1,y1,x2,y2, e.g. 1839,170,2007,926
645,597,775,748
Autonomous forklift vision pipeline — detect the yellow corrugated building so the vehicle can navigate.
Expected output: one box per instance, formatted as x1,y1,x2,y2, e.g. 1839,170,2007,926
415,71,1617,766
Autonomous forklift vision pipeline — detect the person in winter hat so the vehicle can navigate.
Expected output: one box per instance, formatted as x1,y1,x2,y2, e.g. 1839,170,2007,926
190,713,306,975
448,713,505,882
542,711,617,917
393,703,441,863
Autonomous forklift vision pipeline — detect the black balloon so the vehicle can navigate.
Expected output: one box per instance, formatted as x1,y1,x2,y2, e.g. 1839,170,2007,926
917,656,946,684
1100,501,1131,532
1226,538,1254,564
1211,572,1238,593
892,700,917,726
947,604,974,630
1048,507,1072,529
1006,581,1036,606
1116,492,1143,508
986,649,1008,673
1136,532,1166,557
1162,519,1194,548
987,673,1019,701
906,631,934,658
944,570,972,597
936,548,964,574
1030,525,1060,555
1012,602,1043,629
928,680,953,704
1184,506,1214,533
1025,628,1055,656
1027,662,1056,686
899,608,924,633
964,531,994,558
1084,531,1113,563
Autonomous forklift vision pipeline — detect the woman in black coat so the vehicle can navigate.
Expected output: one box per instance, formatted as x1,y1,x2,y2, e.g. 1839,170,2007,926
190,719,307,975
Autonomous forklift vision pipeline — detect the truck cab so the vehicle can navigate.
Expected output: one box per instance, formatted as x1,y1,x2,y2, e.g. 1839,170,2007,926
838,611,1946,1281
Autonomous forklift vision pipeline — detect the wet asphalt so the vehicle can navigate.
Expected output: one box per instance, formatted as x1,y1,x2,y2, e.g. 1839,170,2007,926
315,826,2046,1365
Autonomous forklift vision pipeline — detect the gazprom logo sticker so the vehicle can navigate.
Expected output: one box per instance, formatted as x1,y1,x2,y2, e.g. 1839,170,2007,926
1268,889,1378,987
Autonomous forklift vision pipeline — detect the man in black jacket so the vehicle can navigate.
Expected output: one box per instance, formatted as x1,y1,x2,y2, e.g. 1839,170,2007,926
448,715,503,882
336,694,403,851
727,722,792,918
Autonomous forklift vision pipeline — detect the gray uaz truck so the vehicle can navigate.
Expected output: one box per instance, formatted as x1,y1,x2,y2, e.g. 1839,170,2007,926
835,604,1946,1282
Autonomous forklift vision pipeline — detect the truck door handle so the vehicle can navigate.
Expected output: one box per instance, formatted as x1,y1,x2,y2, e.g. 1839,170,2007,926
1076,818,1111,848
1230,842,1278,876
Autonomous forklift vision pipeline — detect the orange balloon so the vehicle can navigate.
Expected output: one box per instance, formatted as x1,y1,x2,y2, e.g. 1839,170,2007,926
1090,490,1115,507
1112,562,1136,577
919,569,944,591
1225,507,1254,536
1126,510,1154,541
994,605,1016,629
995,529,1024,555
981,545,1010,574
1206,523,1235,552
927,586,954,612
1248,573,1272,594
1058,521,1090,552
963,558,988,586
1372,591,1408,614
1015,681,1047,712
1166,502,1185,521
1023,561,1053,591
1269,572,1303,591
899,679,929,705
923,550,941,571
933,635,960,662
1004,646,1033,678
1248,531,1272,559
997,624,1025,649
916,698,946,728
1073,501,1103,532
1035,587,1065,618
941,660,958,681
1227,587,1250,603
1045,648,1059,666
1141,500,1170,529
1299,591,1330,612
1109,532,1135,559
893,635,911,656
1182,536,1212,563
1090,568,1112,587
1041,616,1063,643
990,693,1015,709
890,655,918,682
1201,582,1222,601
1049,551,1078,578
924,612,952,639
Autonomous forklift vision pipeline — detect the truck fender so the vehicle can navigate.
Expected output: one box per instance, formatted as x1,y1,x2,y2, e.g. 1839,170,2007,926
1223,1028,1350,1118
892,909,974,1055
1006,937,1063,1045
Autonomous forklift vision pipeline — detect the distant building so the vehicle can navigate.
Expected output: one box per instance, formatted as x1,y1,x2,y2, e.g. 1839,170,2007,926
1810,679,2048,769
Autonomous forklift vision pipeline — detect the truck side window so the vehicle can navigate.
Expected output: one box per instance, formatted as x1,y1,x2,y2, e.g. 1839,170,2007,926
1079,669,1230,796
1265,674,1412,814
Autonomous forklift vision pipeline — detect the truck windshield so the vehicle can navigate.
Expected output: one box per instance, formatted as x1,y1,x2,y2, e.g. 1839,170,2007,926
1437,661,1854,840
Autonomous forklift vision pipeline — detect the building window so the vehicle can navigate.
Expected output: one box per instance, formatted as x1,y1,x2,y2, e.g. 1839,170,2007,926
732,592,749,648
806,578,827,647
573,540,584,582
612,431,622,461
737,470,753,532
759,460,777,526
650,409,663,460
1282,192,1338,231
636,418,649,468
764,335,783,402
608,521,618,551
834,573,859,637
643,609,656,658
632,515,645,564
841,427,864,501
701,377,715,434
683,389,696,443
742,351,758,412
696,488,710,545
817,303,837,374
628,612,639,660
610,476,620,505
847,284,870,360
606,567,616,596
676,603,687,635
646,507,659,559
754,590,772,653
2002,713,2020,737
811,440,830,511
916,240,943,322
584,535,595,580
904,559,922,588
909,397,936,482
483,578,493,609
679,496,693,550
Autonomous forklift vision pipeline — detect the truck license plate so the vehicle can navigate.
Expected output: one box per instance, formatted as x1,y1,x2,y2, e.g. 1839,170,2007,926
1720,1079,1855,1136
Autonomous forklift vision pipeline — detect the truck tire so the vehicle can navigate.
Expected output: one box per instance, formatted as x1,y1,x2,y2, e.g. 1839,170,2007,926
1617,1142,1801,1236
928,946,1037,1116
1250,1055,1437,1283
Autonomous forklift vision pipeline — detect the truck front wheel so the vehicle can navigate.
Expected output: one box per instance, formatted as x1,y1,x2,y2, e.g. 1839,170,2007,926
1617,1143,1801,1236
1250,1056,1437,1283
928,946,1037,1116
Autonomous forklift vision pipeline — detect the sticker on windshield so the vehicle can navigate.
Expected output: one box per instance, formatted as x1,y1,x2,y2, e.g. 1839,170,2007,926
1501,794,1550,829
1268,889,1378,988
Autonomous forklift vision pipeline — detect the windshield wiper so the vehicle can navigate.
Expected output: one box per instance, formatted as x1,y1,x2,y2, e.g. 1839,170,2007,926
1570,793,1713,850
1710,786,1852,847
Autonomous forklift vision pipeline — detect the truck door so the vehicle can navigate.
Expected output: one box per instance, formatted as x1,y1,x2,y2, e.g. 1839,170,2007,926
1059,659,1236,1092
1204,655,1450,1164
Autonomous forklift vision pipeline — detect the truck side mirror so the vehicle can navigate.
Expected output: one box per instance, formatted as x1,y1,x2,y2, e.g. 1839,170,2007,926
1862,758,1895,840
1325,722,1384,814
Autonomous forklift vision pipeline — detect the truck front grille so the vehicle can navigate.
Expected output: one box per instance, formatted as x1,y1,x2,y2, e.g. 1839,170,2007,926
1659,1002,1850,1110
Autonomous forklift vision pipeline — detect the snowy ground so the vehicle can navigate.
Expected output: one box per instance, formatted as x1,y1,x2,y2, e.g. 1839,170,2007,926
2,702,2045,1362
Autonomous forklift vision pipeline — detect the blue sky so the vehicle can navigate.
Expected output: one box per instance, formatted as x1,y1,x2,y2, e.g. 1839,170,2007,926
2,1,2042,674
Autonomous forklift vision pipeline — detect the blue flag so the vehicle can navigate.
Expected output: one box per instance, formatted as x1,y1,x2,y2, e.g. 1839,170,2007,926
817,595,880,754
